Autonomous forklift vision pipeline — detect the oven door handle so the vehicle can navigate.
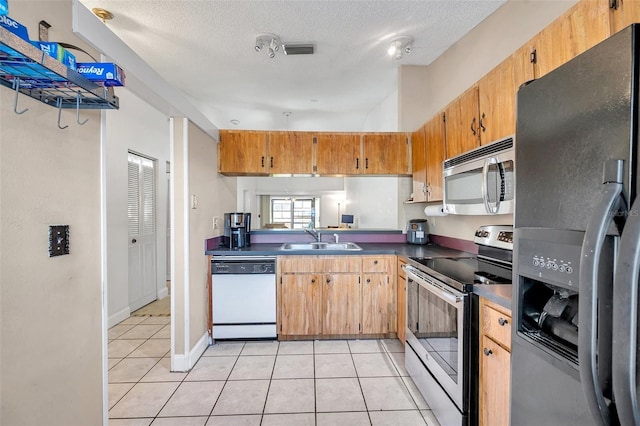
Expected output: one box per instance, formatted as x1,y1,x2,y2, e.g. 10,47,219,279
406,268,463,304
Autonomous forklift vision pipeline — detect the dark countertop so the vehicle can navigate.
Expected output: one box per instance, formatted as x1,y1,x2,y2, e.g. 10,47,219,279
205,242,473,258
206,242,512,310
474,284,512,311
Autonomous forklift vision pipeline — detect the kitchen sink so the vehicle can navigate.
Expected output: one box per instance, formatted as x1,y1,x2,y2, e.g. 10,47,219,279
279,242,362,251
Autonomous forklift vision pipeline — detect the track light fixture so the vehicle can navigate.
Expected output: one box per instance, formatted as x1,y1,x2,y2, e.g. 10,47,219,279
255,33,281,59
388,36,414,60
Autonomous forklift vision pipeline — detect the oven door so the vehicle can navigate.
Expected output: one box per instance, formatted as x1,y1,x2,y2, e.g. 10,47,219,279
405,265,467,409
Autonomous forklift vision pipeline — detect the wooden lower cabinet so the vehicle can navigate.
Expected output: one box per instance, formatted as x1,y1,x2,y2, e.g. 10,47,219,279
322,273,361,335
279,274,322,336
479,297,512,426
278,255,397,338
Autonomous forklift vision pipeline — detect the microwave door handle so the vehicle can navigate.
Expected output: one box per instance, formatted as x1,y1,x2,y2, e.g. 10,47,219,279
482,158,500,214
613,197,640,426
579,160,626,426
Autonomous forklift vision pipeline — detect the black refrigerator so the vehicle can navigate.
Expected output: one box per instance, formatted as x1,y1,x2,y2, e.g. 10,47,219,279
512,24,640,425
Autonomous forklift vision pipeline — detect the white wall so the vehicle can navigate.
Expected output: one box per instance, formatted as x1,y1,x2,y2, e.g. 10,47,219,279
1,2,103,424
172,118,236,370
361,89,399,132
105,89,170,327
344,176,411,229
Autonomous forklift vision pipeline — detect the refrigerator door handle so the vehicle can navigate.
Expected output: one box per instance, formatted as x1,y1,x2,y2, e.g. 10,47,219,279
579,170,625,426
613,197,640,426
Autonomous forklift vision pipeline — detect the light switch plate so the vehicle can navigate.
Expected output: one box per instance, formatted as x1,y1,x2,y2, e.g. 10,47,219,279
49,225,69,257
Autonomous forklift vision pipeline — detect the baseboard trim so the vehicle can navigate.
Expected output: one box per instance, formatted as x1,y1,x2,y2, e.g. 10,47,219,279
157,287,169,300
171,331,209,372
108,306,131,328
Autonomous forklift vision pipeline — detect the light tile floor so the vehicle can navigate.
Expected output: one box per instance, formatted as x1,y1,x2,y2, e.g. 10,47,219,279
108,316,439,425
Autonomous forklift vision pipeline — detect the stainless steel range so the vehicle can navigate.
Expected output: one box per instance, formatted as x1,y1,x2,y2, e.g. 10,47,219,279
403,225,513,426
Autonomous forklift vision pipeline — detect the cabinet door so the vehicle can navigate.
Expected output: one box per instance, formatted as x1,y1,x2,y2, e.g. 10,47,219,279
425,113,446,202
611,0,640,35
280,274,322,336
362,273,395,334
444,86,480,159
479,335,511,426
397,258,407,343
315,134,361,175
411,126,428,202
533,0,611,78
477,56,516,144
268,131,314,174
218,130,269,175
362,133,410,175
322,274,361,335
512,40,536,97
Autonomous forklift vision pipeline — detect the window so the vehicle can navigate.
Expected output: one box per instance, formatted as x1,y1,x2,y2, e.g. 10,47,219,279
270,197,319,229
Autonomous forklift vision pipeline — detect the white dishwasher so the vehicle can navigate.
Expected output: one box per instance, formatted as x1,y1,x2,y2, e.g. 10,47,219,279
211,256,276,339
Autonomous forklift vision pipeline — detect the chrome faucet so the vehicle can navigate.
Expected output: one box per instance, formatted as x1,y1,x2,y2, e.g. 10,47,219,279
333,233,339,243
305,221,321,242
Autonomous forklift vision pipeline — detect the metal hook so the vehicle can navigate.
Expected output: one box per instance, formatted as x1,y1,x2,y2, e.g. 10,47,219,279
76,92,88,125
56,97,68,130
12,78,28,115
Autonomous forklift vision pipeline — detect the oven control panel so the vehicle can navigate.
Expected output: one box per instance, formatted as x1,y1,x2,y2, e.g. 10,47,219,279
474,225,513,250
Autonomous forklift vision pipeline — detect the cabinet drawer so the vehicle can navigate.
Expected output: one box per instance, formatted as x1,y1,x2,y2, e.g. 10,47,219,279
481,303,511,350
278,255,362,273
362,255,392,273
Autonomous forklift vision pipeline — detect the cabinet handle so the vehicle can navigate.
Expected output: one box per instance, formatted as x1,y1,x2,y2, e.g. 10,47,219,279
356,158,359,169
311,278,316,284
483,348,493,356
366,278,371,283
498,317,509,326
479,112,486,132
326,278,331,284
270,157,274,168
261,156,265,168
374,260,378,264
470,117,477,136
365,158,369,169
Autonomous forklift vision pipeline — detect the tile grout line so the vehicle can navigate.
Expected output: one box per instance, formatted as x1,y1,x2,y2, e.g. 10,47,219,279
207,341,246,420
348,342,373,426
259,341,280,425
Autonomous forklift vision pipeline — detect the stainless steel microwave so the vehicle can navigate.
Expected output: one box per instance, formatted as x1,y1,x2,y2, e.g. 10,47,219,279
442,136,514,215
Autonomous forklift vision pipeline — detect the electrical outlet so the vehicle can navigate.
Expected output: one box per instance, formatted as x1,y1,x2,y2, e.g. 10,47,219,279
213,217,220,230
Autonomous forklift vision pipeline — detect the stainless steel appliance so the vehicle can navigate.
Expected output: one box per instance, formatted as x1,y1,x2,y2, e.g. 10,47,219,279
223,212,251,249
407,218,429,244
211,256,276,339
404,225,513,426
512,24,640,426
442,136,514,216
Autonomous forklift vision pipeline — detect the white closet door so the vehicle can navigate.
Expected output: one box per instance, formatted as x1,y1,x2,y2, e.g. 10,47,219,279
128,152,157,312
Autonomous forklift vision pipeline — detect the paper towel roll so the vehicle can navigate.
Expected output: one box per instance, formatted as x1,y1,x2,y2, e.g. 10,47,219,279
424,204,448,217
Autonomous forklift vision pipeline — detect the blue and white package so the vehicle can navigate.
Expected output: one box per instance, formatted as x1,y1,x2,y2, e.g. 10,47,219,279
0,15,29,41
0,0,8,16
76,62,125,86
31,42,76,70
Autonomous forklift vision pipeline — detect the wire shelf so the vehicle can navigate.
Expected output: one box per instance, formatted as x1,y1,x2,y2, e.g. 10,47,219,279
0,27,119,110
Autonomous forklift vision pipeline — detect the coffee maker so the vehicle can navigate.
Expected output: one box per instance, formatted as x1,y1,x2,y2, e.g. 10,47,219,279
223,212,251,249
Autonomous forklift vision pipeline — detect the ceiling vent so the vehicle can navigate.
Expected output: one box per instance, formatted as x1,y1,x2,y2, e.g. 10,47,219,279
283,44,315,55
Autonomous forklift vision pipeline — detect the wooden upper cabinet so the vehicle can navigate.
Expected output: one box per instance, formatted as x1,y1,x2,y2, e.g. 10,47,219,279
315,133,362,175
512,40,536,101
424,112,446,202
611,0,640,35
533,0,611,78
477,55,516,144
444,86,480,160
411,126,427,202
218,130,269,175
362,133,410,175
268,131,314,174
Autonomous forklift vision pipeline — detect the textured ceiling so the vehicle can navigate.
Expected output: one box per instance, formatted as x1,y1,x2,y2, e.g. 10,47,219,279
79,0,505,131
